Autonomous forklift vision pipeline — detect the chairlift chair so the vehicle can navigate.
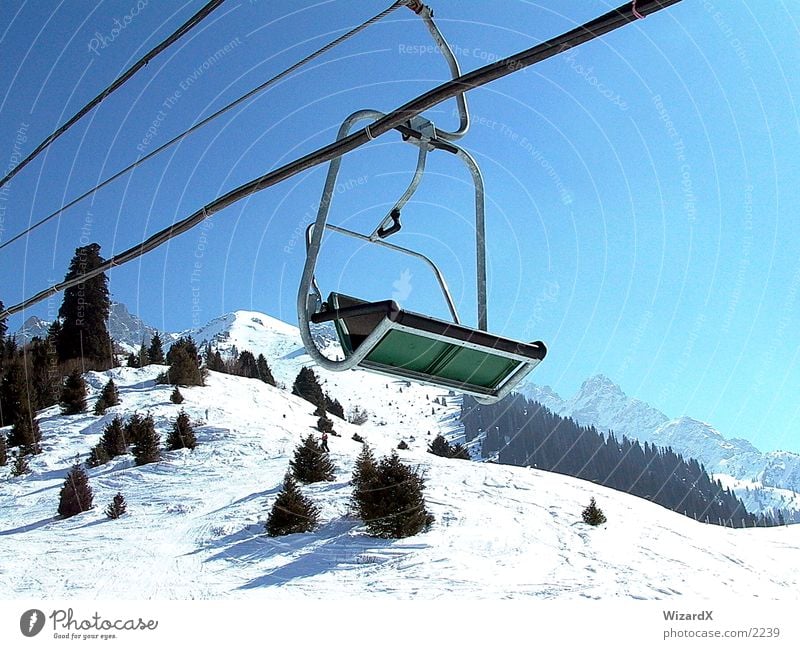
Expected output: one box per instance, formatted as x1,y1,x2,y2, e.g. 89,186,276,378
297,9,545,404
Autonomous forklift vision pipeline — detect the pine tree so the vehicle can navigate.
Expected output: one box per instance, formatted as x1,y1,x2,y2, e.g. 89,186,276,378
397,440,409,450
325,393,344,419
60,368,87,414
131,414,160,465
449,443,471,460
351,443,378,491
8,404,42,453
58,462,94,517
427,433,453,458
55,243,113,368
93,380,114,414
290,434,336,483
0,433,7,466
166,410,197,450
170,386,184,404
137,343,150,367
105,492,128,519
353,451,433,539
148,332,165,364
292,367,325,410
87,443,109,468
237,350,259,378
163,337,204,386
256,354,276,386
99,415,128,458
29,337,59,410
582,497,607,526
126,352,139,368
265,473,320,537
124,413,147,447
0,360,33,427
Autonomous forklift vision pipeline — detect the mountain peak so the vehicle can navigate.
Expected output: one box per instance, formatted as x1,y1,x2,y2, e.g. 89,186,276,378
578,374,625,397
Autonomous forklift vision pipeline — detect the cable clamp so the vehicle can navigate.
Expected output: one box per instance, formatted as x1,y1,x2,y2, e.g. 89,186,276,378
402,0,426,15
365,123,376,141
632,1,645,19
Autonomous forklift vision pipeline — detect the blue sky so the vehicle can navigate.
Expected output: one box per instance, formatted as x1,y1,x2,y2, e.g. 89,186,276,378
1,1,799,453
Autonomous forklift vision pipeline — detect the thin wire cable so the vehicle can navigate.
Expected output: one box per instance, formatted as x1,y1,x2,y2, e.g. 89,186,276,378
0,0,407,253
0,0,682,320
0,0,226,192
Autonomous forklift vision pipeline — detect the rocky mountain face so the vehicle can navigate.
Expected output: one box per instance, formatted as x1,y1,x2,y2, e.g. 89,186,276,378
12,302,171,353
518,376,800,499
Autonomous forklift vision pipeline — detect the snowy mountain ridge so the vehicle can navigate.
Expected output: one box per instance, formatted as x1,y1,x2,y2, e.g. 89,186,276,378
517,376,800,511
12,301,175,354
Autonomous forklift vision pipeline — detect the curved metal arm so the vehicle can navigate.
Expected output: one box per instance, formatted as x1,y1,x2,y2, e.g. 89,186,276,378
417,5,469,140
369,145,428,240
448,144,487,331
297,109,386,371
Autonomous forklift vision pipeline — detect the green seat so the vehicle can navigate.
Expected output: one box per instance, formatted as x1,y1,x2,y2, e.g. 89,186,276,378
314,293,547,402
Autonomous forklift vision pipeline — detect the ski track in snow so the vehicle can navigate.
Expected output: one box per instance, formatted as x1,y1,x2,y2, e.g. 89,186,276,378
2,325,799,599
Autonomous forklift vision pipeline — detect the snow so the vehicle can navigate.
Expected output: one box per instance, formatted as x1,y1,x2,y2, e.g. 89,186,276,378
2,365,799,599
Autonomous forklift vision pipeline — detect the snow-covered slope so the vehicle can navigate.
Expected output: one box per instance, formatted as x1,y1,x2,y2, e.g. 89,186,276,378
518,376,800,512
1,367,798,599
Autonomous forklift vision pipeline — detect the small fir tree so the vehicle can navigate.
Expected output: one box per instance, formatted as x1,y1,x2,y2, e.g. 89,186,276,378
100,378,119,407
237,350,259,378
131,414,160,465
397,440,409,450
127,352,139,368
0,433,8,466
170,386,184,404
8,405,42,453
582,497,607,526
290,434,336,483
449,443,471,460
124,413,146,447
325,394,344,419
105,492,128,519
292,367,325,410
93,398,107,415
163,337,204,386
351,443,378,491
60,368,87,415
87,443,110,468
99,416,128,458
148,332,165,364
58,462,94,517
137,344,150,367
427,433,453,458
351,432,364,444
166,410,197,451
353,451,433,539
256,354,276,386
265,473,320,537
